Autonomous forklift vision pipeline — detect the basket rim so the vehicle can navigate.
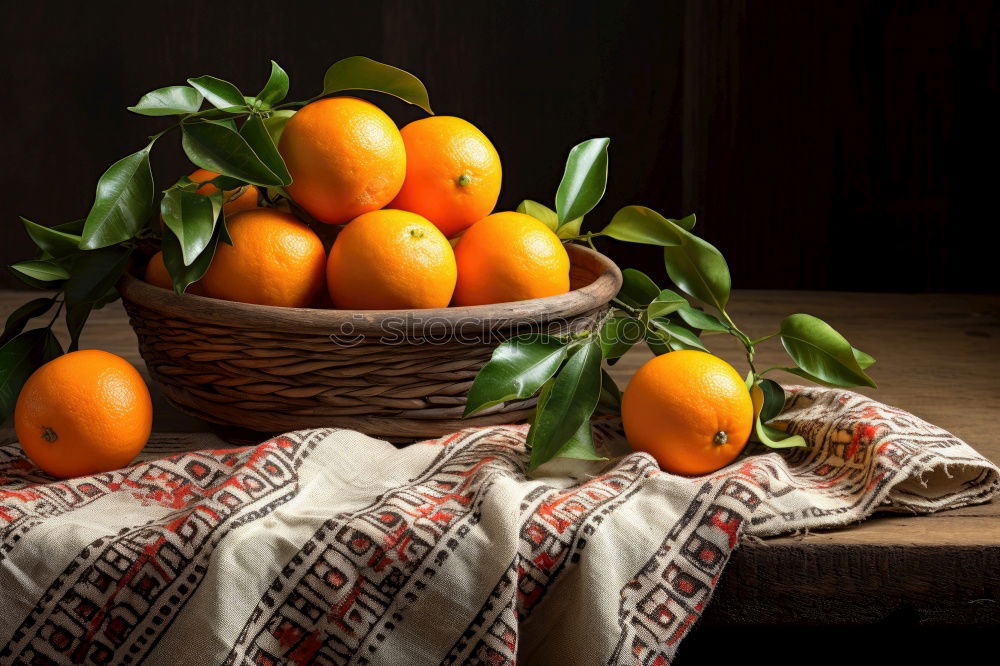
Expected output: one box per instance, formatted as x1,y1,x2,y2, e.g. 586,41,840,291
119,243,622,334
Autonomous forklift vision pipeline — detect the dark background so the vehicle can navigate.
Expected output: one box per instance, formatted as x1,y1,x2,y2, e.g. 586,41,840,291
1,0,997,292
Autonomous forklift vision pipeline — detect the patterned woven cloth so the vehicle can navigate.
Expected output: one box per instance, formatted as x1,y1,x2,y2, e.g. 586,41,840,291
0,386,997,665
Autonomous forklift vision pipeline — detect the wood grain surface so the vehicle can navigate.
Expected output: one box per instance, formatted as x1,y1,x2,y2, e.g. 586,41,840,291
2,288,998,624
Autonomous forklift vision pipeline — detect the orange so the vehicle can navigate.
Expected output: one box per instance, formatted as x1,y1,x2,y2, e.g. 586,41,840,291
199,209,326,307
278,97,406,224
188,168,259,216
452,212,569,306
143,251,172,290
14,350,153,478
143,251,205,295
326,209,456,309
621,351,754,476
389,116,501,237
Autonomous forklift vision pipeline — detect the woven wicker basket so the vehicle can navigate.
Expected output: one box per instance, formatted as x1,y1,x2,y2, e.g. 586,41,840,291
118,244,621,441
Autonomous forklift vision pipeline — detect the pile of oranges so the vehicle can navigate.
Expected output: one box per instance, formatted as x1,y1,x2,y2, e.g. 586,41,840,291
145,98,571,309
13,96,762,483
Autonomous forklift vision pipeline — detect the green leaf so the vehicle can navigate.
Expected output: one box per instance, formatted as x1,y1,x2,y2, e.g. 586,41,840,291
518,199,584,237
617,268,660,308
66,289,119,350
0,297,55,346
53,219,86,235
756,378,786,423
162,218,225,294
186,75,247,110
649,318,709,352
61,246,130,350
256,61,289,107
0,329,62,422
321,56,433,114
8,268,52,290
160,189,219,266
11,260,69,282
775,366,867,390
555,138,609,224
527,340,603,470
65,301,91,352
853,347,876,369
756,420,807,448
239,114,292,186
517,200,558,231
779,314,877,388
663,231,731,311
127,85,203,116
41,328,64,362
551,420,606,462
464,334,568,417
181,120,285,187
646,289,688,319
91,286,121,311
81,147,154,250
21,217,82,258
750,380,806,448
64,246,132,307
598,316,643,360
598,369,622,411
644,326,671,356
676,305,729,332
601,206,684,246
208,118,239,132
264,110,295,145
557,218,584,238
193,108,247,120
675,213,696,231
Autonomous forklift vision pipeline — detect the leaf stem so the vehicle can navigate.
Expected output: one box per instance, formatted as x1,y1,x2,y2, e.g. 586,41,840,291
720,308,758,376
566,231,604,244
749,332,779,346
610,298,640,315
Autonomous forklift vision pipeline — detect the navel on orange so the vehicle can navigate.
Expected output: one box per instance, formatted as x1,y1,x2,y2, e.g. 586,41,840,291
278,97,406,224
452,212,569,306
199,209,327,307
390,116,502,237
621,351,754,475
14,350,153,478
326,209,456,309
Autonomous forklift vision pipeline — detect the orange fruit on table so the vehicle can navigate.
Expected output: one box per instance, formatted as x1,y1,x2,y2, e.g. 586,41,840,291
14,350,153,478
199,209,326,307
621,350,754,476
188,168,259,216
278,97,406,224
389,116,502,237
326,209,456,309
143,251,206,295
452,211,570,306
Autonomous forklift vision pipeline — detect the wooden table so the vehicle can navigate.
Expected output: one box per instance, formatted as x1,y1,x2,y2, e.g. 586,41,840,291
2,289,998,629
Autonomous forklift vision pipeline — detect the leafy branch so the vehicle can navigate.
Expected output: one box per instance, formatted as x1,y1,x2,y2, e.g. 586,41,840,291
0,56,434,423
467,138,877,471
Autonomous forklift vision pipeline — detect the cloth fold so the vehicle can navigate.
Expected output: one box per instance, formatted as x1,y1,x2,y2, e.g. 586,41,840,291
0,386,996,665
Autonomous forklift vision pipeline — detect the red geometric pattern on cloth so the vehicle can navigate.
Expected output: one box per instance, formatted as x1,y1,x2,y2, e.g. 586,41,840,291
222,427,531,665
0,428,331,664
442,421,658,665
0,387,997,664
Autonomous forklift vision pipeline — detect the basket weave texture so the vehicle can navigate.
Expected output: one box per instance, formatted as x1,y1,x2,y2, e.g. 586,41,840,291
119,244,622,441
